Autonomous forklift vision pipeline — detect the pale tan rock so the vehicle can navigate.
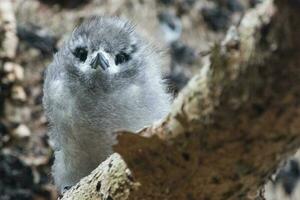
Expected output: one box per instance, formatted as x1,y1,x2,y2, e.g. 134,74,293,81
3,72,16,83
11,85,27,102
0,0,18,59
3,62,14,72
4,101,31,123
12,124,31,138
3,62,24,82
12,63,24,82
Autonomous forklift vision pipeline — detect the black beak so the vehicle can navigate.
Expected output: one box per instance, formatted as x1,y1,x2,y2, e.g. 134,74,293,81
90,53,109,70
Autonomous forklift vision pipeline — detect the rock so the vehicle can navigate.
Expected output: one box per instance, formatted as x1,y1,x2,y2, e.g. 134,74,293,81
4,101,31,123
0,83,10,109
157,0,176,5
11,124,31,139
0,122,9,147
11,85,27,102
17,23,58,55
38,0,91,9
249,0,262,8
3,62,24,82
0,0,18,59
170,41,197,65
0,152,34,200
166,70,189,93
3,73,16,83
12,64,24,82
3,62,14,72
158,11,182,44
225,0,244,12
201,6,231,31
22,155,49,167
177,0,196,15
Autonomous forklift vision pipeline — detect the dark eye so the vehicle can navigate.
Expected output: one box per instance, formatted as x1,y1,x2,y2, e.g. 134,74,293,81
115,52,130,65
73,47,88,62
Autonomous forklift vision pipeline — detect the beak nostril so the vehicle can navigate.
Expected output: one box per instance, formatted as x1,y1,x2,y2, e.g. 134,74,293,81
90,52,109,70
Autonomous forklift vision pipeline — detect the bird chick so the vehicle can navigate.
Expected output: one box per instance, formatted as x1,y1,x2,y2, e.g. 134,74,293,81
43,16,171,191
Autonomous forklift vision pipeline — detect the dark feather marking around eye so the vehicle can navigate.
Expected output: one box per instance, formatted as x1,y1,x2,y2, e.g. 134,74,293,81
73,47,88,62
115,52,130,65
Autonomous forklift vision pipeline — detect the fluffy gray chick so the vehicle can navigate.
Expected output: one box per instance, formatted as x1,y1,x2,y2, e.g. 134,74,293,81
43,16,171,191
